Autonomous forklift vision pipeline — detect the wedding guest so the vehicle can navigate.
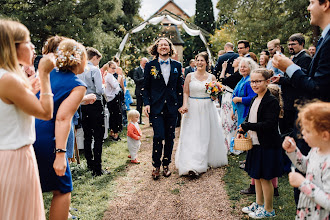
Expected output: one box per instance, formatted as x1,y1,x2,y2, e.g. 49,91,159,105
308,45,316,57
100,62,109,84
259,54,269,68
267,39,284,76
239,68,283,218
237,40,251,57
232,58,258,127
113,56,127,127
176,52,228,177
283,101,330,220
105,61,122,141
219,57,242,151
133,57,148,124
184,59,196,78
127,110,142,164
78,47,106,176
33,39,87,220
249,52,258,63
0,19,54,220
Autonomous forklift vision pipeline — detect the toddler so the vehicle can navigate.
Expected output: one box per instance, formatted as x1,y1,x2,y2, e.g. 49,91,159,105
127,110,142,164
283,101,330,219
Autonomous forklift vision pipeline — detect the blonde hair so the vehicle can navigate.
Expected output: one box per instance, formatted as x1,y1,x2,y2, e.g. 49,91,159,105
0,19,30,88
42,35,67,55
267,84,284,118
127,110,140,122
55,39,86,72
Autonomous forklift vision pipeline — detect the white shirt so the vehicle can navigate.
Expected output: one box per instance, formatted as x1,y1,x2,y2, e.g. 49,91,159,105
159,58,171,85
105,73,120,102
0,69,36,150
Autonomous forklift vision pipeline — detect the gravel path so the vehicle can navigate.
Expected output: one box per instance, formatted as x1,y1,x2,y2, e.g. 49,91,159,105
103,118,242,220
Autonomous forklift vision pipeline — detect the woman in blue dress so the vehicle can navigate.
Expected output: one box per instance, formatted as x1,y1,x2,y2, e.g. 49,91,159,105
33,38,87,219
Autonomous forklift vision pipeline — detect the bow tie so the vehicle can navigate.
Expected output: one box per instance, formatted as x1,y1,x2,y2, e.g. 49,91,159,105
160,60,169,65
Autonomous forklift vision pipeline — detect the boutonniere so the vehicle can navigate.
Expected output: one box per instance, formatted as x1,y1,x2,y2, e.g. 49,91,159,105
174,68,178,73
150,66,161,79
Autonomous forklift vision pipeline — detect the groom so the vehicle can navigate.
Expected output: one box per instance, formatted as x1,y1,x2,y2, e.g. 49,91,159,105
143,37,183,180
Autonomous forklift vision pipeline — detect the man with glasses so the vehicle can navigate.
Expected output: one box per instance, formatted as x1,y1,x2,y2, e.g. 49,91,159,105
237,40,251,57
267,39,284,76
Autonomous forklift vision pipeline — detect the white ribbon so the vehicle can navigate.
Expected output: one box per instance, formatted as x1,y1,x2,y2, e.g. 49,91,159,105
116,14,213,62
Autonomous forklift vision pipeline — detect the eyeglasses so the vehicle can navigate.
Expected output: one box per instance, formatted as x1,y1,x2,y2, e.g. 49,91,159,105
238,47,246,50
250,80,266,85
287,43,298,46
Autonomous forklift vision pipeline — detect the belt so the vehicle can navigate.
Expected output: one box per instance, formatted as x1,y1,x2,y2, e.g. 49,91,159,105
189,96,211,99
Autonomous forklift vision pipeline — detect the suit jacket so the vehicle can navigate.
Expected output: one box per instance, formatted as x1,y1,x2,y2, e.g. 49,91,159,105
213,52,239,78
241,90,282,149
143,58,183,115
290,29,330,101
184,66,195,78
133,66,144,96
279,50,312,110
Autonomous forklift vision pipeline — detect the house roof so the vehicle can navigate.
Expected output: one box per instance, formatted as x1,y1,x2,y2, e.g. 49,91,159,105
148,0,190,21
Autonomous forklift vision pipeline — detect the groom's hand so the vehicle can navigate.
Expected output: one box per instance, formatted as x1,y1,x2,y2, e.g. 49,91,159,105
144,105,150,118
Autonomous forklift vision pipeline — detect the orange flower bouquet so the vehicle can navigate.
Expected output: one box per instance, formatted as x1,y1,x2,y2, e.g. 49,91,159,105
205,81,225,97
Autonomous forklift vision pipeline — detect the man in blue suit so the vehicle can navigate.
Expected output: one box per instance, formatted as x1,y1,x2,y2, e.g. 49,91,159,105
213,42,239,79
143,37,183,180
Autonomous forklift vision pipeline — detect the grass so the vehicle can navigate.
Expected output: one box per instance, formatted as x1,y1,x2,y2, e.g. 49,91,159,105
223,153,297,219
43,129,130,220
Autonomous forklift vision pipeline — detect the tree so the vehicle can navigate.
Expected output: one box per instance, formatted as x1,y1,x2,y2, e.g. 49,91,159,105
193,0,215,54
215,0,314,54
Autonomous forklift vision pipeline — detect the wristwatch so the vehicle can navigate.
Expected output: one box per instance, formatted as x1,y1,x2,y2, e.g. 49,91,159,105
54,148,67,153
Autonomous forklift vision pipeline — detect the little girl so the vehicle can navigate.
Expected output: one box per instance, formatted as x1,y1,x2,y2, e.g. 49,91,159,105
127,110,142,164
283,101,330,220
238,68,283,218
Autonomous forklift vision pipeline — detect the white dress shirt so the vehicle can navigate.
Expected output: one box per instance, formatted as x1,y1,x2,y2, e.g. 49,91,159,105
159,58,171,85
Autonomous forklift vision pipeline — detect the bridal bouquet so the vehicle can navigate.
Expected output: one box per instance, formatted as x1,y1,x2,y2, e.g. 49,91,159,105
205,81,225,97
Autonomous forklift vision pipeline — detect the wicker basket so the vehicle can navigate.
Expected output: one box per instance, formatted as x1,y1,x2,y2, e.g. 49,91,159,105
234,132,253,151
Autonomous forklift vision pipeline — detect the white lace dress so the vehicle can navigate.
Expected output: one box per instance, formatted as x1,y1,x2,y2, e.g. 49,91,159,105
175,73,228,176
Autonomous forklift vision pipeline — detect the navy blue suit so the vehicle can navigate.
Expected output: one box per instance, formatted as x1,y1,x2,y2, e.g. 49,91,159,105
143,58,183,168
213,51,239,79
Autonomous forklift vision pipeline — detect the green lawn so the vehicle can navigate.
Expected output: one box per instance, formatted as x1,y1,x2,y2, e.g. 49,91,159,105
223,153,297,219
43,130,130,220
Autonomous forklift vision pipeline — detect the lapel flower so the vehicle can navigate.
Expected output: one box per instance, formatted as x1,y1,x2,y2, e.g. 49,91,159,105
150,66,160,79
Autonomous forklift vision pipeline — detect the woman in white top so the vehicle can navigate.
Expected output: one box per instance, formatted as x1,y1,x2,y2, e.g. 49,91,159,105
0,19,55,220
105,61,122,141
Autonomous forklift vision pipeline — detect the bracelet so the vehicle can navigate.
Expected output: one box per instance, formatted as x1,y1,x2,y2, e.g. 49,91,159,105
54,148,67,153
40,93,54,97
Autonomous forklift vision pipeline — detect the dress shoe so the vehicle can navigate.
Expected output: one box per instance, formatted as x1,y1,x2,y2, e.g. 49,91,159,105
240,184,256,195
152,167,160,180
163,166,171,177
93,169,111,176
130,159,140,164
188,170,199,178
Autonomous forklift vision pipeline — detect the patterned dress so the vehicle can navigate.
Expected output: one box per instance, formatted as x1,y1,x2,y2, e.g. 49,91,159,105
287,147,330,220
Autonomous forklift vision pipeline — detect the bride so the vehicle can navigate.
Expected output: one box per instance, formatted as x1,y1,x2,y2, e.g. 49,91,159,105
176,52,228,177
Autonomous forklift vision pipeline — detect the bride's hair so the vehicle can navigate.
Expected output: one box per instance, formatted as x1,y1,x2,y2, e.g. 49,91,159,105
195,51,210,71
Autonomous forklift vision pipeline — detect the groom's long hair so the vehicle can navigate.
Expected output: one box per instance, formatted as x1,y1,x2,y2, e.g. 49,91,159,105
148,37,176,58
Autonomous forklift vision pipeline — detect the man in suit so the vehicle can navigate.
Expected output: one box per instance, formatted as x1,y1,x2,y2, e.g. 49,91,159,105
237,40,250,57
184,59,196,78
133,57,148,124
213,42,239,79
273,0,330,205
143,37,183,180
308,45,316,57
276,33,312,135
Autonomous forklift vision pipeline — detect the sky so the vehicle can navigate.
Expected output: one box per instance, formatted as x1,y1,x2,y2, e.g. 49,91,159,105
139,0,219,20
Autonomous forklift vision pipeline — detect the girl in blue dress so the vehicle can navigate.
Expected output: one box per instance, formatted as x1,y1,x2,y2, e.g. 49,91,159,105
33,38,87,219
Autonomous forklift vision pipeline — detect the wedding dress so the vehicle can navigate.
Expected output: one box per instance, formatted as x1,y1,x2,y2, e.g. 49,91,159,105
175,73,228,176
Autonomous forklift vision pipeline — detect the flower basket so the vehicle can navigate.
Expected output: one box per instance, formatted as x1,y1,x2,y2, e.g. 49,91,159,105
234,132,253,151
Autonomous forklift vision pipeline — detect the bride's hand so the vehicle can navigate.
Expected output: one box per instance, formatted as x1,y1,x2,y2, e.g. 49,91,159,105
179,106,188,114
